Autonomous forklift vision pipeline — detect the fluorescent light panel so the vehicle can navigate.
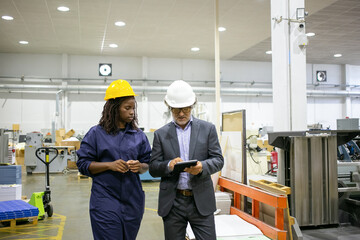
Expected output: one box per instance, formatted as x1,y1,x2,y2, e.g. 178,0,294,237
2,15,14,20
57,6,69,12
115,21,126,27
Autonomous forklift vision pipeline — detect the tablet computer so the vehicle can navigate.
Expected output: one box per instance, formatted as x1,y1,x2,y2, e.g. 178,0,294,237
173,160,198,174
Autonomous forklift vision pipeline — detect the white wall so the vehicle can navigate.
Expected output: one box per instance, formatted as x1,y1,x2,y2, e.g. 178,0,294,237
1,53,360,135
307,97,345,129
68,55,143,79
0,53,63,77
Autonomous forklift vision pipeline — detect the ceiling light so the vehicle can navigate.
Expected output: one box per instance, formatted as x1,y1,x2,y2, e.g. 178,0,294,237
2,16,14,20
115,21,126,27
334,54,342,58
57,6,70,12
265,50,272,55
19,41,28,45
218,27,226,32
306,32,315,37
109,44,118,48
191,47,200,52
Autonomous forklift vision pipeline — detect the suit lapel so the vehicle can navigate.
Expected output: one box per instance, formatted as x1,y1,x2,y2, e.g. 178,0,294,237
168,123,180,157
189,118,199,160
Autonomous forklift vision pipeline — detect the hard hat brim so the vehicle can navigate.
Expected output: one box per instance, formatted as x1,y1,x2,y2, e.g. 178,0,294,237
104,94,138,101
164,96,196,108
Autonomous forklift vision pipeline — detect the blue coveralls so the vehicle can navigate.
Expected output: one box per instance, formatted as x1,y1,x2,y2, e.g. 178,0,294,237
77,124,151,240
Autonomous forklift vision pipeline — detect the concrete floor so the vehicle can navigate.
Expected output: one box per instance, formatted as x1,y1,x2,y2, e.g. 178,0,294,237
0,171,163,240
1,170,360,239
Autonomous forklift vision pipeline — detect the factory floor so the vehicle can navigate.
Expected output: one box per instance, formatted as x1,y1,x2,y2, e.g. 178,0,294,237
0,170,360,240
0,170,163,240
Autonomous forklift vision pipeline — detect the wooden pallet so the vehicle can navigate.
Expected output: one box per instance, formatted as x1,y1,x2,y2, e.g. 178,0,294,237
249,179,293,240
0,216,38,228
249,179,291,195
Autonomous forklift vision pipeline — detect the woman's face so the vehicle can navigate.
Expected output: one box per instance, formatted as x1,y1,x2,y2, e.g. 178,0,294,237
118,97,136,128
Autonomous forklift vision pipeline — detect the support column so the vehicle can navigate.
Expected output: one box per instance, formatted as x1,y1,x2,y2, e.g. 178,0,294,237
214,0,221,136
61,54,69,130
142,57,149,131
62,82,68,130
345,64,352,118
271,0,307,185
271,0,307,131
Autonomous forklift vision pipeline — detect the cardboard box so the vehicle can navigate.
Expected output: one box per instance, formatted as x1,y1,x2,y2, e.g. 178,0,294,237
16,149,25,158
266,145,274,152
12,124,20,131
16,157,24,165
56,128,66,138
67,160,77,169
257,139,264,148
263,140,274,152
64,129,75,139
61,140,81,150
55,136,64,146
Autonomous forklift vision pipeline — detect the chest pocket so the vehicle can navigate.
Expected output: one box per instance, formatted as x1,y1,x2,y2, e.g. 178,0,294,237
120,133,140,160
124,145,138,160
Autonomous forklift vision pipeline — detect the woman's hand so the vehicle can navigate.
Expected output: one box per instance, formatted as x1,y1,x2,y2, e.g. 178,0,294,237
127,160,141,173
109,159,129,173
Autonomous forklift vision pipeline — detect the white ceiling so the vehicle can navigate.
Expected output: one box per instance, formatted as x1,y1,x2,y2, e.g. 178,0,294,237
0,0,359,65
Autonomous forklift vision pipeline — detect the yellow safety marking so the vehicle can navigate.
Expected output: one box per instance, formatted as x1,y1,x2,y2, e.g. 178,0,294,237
145,207,158,212
0,213,66,240
54,213,66,240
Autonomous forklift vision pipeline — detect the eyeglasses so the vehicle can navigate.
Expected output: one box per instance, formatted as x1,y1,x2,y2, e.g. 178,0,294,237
170,107,192,114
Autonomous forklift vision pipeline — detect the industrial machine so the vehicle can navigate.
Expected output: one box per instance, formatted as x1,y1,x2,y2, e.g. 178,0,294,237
338,140,360,161
337,139,360,226
140,132,160,181
24,132,77,174
268,130,360,227
0,129,9,164
0,128,19,164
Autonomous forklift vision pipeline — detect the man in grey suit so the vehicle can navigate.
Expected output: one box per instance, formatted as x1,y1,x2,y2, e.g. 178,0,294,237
149,80,224,240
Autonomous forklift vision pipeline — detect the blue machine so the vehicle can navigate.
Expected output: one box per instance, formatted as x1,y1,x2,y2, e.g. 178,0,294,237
338,140,360,162
140,132,160,181
140,171,160,181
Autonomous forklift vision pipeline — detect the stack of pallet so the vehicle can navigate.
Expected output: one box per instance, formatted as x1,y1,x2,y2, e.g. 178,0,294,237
0,200,39,227
0,165,22,201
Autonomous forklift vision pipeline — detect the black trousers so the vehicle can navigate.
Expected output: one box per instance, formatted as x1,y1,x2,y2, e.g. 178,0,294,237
162,193,216,240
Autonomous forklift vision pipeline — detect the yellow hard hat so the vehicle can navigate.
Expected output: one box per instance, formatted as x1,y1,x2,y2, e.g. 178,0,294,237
104,79,137,100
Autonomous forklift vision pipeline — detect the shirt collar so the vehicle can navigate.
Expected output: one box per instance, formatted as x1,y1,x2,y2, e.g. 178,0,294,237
172,116,193,130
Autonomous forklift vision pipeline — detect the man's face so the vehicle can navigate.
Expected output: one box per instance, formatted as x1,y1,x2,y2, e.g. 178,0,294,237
171,106,192,129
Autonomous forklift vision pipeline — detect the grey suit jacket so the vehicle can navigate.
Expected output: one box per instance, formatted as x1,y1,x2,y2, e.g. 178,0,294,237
149,117,224,217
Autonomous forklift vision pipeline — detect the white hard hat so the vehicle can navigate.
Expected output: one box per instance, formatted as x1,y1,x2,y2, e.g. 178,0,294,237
164,80,196,108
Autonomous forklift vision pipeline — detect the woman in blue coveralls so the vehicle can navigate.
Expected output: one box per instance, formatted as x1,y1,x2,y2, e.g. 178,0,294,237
77,79,152,240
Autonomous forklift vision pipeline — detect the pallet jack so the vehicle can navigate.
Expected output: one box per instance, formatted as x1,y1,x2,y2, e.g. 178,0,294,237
29,147,58,219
